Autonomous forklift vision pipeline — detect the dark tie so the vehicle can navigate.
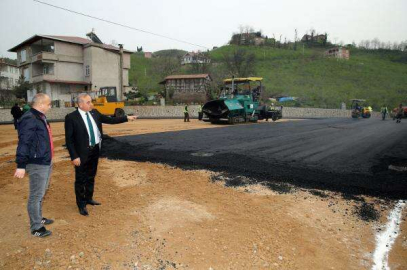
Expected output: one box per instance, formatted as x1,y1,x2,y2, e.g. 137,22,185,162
86,112,96,146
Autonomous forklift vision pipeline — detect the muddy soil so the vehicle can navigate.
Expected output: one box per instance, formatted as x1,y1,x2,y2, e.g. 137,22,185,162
0,120,406,270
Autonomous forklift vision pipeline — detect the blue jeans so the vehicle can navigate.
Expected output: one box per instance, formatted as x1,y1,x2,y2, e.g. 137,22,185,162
26,163,52,231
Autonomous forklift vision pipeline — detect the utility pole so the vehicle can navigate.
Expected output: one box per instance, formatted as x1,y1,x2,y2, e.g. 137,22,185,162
118,44,124,101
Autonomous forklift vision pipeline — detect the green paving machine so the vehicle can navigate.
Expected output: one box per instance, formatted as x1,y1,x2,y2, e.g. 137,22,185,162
202,77,282,124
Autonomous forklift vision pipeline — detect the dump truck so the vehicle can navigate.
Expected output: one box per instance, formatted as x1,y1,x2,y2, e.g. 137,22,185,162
202,77,282,124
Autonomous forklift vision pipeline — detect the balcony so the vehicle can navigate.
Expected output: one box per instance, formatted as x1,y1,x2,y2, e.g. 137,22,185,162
31,74,55,84
32,52,58,63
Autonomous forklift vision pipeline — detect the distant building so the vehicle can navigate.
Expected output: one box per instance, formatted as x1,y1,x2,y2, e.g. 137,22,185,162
159,74,212,103
144,52,153,58
254,37,265,46
301,34,326,43
325,47,350,60
181,52,211,65
8,31,132,105
0,59,20,90
230,31,264,46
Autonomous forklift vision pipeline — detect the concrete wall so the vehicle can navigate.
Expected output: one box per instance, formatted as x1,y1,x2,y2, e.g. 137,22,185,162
54,41,83,59
55,62,83,81
0,106,382,123
88,46,120,93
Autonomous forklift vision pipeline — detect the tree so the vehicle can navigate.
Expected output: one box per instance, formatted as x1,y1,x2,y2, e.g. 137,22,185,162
294,29,298,51
13,74,30,100
323,33,328,46
152,57,181,79
221,49,256,77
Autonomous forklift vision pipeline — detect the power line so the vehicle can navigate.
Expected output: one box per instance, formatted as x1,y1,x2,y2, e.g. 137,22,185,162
33,0,209,49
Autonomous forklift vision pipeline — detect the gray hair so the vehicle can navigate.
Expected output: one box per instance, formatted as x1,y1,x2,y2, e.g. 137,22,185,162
32,93,50,106
77,93,91,104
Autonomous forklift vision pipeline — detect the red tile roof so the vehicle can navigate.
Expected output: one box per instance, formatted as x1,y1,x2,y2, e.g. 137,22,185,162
159,74,212,84
164,74,210,80
45,35,91,45
9,35,133,53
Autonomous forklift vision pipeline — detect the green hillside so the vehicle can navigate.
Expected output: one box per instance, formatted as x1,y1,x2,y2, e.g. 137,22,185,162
129,45,407,109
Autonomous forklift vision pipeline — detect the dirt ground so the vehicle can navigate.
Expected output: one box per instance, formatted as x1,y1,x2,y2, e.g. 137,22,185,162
0,119,406,270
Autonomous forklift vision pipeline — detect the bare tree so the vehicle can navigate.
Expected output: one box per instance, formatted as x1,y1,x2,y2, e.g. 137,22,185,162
221,49,256,77
294,29,298,51
310,28,316,41
371,38,380,49
152,57,181,79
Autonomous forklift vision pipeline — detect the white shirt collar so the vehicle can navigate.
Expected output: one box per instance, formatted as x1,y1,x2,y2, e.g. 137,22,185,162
78,108,91,116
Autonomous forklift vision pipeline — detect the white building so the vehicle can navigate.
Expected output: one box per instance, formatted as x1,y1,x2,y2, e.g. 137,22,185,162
8,32,133,105
0,59,20,90
181,52,211,65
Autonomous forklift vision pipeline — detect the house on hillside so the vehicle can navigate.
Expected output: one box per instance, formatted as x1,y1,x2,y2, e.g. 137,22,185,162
144,52,152,58
181,52,211,65
159,74,212,103
301,34,326,43
230,31,265,46
8,31,133,105
0,58,20,90
325,47,350,60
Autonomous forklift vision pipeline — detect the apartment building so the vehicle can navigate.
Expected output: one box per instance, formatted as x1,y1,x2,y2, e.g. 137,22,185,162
8,33,132,105
0,59,20,90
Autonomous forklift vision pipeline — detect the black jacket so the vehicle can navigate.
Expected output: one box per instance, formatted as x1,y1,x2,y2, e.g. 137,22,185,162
11,105,23,119
64,109,128,162
16,108,52,169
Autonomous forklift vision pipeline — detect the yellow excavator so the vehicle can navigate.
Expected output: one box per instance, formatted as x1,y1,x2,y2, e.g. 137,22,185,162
92,87,125,117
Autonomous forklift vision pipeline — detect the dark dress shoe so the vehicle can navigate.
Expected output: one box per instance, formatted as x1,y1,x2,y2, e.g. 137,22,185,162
87,200,101,206
79,207,89,216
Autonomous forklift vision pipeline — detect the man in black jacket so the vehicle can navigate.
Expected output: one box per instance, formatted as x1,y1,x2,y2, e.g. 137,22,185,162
65,93,137,216
10,103,23,129
14,93,54,238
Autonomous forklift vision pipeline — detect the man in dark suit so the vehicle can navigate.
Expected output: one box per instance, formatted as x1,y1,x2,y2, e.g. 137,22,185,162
65,93,137,216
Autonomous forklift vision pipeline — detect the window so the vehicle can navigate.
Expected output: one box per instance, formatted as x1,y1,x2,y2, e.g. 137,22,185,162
85,65,90,76
43,65,49,74
23,68,30,81
21,50,27,62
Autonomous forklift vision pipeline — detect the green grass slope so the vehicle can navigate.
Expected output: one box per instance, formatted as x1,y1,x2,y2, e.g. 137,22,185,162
210,45,407,109
129,46,407,109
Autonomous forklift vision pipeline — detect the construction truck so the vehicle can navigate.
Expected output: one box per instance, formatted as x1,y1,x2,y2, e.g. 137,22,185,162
351,99,372,119
202,77,282,124
92,87,125,117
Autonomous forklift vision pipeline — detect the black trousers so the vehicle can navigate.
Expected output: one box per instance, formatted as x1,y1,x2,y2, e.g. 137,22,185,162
13,118,18,130
75,145,99,208
184,112,190,122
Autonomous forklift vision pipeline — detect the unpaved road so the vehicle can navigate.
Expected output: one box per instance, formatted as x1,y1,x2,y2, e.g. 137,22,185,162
0,119,406,270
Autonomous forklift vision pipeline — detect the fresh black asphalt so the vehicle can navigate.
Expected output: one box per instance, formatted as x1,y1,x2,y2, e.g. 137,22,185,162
101,118,407,199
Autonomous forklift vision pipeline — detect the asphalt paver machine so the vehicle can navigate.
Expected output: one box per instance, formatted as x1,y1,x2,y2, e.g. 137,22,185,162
202,77,281,124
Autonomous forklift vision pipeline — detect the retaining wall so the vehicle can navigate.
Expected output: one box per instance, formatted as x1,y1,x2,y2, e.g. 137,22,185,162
0,106,381,123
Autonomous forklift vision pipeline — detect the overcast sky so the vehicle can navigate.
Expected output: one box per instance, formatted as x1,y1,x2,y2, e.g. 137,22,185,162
1,0,406,58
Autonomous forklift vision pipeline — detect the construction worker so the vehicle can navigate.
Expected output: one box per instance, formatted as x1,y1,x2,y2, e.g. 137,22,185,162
198,104,203,121
184,105,190,122
380,105,388,120
396,103,403,123
22,102,31,114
